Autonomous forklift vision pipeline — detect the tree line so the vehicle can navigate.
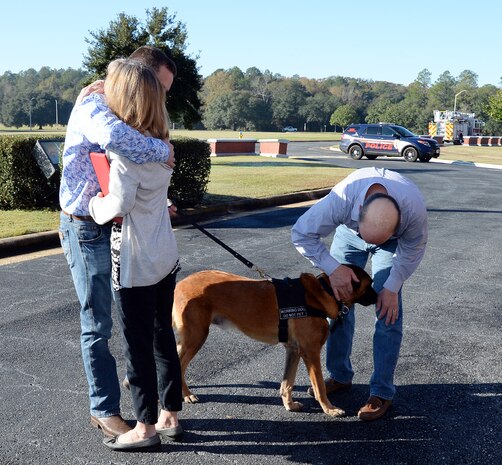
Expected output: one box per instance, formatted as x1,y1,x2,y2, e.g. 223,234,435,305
1,7,501,135
200,67,502,135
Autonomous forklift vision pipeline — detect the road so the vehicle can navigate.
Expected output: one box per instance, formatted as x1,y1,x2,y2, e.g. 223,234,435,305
1,143,501,464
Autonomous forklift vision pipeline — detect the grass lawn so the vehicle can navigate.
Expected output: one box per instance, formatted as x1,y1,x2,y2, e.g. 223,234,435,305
438,144,502,164
0,156,352,239
0,125,341,142
171,129,341,142
200,156,352,204
0,209,61,239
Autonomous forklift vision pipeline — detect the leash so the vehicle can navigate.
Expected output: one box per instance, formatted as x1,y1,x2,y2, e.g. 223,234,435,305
176,209,272,281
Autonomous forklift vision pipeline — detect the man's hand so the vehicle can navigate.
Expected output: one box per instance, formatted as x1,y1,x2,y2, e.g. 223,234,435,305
167,199,178,218
376,288,399,325
75,80,104,105
329,265,360,302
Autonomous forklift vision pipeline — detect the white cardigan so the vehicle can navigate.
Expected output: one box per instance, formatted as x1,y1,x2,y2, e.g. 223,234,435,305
89,151,178,288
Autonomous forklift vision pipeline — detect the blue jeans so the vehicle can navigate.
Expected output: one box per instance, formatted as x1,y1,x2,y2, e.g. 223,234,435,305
59,212,120,417
326,225,403,400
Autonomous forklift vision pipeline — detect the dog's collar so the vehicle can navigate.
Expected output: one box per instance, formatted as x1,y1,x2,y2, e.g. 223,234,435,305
317,275,351,331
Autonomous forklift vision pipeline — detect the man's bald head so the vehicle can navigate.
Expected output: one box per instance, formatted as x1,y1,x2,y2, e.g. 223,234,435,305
358,193,400,245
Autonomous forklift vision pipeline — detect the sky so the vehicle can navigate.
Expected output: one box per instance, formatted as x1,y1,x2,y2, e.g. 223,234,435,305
1,0,501,87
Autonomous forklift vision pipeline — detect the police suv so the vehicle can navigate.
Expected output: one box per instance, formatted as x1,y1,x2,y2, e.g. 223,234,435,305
339,123,440,162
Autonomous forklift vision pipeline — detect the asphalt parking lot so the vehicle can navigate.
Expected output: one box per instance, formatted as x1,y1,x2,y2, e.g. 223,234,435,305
0,155,501,465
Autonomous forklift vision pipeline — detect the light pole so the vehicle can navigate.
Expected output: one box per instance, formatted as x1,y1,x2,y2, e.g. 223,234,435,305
453,90,467,114
55,99,58,126
29,97,35,131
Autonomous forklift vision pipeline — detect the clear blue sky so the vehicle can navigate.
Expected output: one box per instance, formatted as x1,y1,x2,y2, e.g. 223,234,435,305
1,0,500,87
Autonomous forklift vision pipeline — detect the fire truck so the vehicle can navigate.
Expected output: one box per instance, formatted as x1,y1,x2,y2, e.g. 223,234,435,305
428,110,484,143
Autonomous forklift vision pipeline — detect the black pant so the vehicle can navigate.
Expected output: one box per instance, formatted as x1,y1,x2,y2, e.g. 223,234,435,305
114,273,182,424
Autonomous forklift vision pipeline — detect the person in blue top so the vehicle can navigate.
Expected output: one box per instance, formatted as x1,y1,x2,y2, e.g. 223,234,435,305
59,46,177,439
291,167,428,421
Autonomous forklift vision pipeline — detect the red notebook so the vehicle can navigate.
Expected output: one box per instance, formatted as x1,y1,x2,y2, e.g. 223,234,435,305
89,152,122,224
90,152,111,195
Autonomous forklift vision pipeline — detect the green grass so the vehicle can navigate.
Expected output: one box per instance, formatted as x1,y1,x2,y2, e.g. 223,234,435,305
200,156,352,204
438,144,502,164
171,129,341,142
0,125,341,142
0,209,61,239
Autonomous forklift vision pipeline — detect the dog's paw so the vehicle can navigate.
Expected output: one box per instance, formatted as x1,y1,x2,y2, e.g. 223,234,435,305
325,407,345,417
184,394,200,404
285,401,304,412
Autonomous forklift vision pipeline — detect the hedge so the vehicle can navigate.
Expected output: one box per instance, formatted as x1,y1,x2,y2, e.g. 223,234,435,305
0,136,60,210
0,135,211,210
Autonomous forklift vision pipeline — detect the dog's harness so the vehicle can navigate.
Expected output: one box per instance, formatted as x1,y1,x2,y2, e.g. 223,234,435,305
273,277,345,343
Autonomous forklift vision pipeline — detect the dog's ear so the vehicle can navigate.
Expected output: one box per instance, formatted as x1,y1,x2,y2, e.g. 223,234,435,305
346,265,378,306
300,273,341,320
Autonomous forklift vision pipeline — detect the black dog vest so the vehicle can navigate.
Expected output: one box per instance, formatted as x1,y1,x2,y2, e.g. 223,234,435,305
272,277,326,343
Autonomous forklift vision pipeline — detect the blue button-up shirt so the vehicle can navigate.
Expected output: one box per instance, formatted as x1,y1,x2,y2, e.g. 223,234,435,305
59,93,170,216
291,167,428,293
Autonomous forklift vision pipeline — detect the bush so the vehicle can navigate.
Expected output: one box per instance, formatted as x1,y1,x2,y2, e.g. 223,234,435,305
0,135,211,210
0,136,61,210
170,137,211,208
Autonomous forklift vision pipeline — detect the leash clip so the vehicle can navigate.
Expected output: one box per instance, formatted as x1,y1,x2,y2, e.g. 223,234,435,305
339,304,350,316
253,265,272,281
329,304,351,332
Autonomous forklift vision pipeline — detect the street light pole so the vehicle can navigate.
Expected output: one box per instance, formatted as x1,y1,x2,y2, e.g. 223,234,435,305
55,99,58,126
453,90,467,114
29,97,35,131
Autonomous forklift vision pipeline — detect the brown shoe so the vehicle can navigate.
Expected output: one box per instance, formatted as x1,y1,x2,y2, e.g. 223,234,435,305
357,396,392,421
90,415,132,437
307,378,352,397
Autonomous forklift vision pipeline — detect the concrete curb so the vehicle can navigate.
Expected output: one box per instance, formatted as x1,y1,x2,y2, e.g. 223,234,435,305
0,188,331,259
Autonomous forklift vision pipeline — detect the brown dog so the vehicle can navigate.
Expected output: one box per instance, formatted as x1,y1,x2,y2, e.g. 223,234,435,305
172,265,377,416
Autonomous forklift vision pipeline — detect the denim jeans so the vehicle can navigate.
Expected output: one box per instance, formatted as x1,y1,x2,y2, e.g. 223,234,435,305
59,212,120,417
326,225,403,400
114,272,182,425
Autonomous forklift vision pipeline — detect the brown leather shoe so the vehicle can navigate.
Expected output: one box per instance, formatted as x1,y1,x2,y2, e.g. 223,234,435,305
307,378,352,397
90,415,132,437
357,396,392,421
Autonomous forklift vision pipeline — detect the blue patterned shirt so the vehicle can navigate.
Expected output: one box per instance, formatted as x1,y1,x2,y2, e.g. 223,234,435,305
59,93,171,216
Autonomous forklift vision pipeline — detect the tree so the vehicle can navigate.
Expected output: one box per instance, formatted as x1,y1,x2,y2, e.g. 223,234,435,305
299,93,338,131
1,94,28,127
269,79,307,129
365,100,392,124
83,7,203,128
330,104,358,129
201,69,240,107
247,68,275,104
415,68,432,89
203,91,250,130
487,90,502,121
429,71,457,110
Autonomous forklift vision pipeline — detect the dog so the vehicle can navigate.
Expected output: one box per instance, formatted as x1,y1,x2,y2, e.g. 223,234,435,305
172,265,377,417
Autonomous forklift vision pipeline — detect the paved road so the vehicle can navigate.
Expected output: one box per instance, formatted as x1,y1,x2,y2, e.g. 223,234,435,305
1,145,501,464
